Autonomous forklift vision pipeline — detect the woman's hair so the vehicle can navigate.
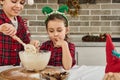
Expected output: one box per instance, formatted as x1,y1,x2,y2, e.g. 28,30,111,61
45,13,69,41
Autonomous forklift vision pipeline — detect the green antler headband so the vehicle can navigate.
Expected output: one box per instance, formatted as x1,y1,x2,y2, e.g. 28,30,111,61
42,5,69,21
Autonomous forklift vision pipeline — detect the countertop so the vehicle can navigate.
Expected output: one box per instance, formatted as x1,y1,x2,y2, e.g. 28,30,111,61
31,34,120,47
74,42,120,47
71,34,120,47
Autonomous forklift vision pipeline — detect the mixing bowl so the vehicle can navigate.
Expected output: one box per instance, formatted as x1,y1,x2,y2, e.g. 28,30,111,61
19,50,51,71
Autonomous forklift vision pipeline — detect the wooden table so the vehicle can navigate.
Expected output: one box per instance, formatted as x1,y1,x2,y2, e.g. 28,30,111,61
0,66,68,80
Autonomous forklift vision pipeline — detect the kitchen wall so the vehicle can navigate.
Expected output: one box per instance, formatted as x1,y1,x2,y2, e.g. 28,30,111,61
22,0,119,66
1,0,120,44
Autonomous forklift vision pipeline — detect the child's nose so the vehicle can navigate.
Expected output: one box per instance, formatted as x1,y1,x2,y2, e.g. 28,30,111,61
15,3,21,7
54,32,58,36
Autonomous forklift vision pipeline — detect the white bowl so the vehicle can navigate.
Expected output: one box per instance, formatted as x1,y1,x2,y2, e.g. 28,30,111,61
19,50,51,71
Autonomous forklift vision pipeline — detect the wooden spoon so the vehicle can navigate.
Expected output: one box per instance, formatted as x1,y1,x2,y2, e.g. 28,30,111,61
1,26,36,53
12,35,37,53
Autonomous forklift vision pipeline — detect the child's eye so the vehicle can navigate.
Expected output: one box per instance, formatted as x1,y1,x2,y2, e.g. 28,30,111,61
11,0,17,3
57,30,62,32
11,0,25,5
49,31,54,33
20,1,25,5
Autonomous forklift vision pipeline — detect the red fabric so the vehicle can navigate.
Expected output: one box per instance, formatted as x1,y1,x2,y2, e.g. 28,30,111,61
105,34,120,73
0,9,30,66
40,40,76,67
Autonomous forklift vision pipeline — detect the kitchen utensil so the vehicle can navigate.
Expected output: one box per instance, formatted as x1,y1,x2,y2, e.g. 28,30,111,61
12,35,37,53
1,26,36,53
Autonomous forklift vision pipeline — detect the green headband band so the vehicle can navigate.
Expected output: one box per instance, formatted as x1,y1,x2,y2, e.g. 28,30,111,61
42,5,69,22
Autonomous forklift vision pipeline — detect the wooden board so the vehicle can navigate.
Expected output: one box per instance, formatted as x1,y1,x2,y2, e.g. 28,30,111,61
0,66,68,80
0,67,40,80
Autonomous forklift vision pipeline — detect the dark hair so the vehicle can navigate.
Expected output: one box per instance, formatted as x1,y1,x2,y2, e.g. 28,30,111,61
45,13,69,41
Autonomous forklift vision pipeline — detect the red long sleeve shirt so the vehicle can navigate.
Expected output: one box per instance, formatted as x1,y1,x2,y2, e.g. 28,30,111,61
0,9,30,66
40,40,76,67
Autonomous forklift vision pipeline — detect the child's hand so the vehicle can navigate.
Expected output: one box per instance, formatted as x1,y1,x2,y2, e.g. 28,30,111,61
30,40,40,50
54,37,66,47
0,23,16,36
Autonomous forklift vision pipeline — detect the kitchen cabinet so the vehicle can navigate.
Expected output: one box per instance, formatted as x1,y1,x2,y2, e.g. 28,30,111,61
75,46,120,66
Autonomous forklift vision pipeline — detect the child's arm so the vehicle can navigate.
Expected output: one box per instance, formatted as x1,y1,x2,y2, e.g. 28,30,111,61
55,38,73,70
61,41,73,70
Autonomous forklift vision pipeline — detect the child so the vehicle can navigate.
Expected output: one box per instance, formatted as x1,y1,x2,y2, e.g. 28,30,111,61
40,5,76,70
0,0,39,66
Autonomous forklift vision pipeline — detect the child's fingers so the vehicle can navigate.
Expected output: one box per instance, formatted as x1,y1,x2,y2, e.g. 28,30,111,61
30,40,40,48
6,29,16,36
54,37,59,41
35,41,40,48
2,24,16,36
55,37,62,42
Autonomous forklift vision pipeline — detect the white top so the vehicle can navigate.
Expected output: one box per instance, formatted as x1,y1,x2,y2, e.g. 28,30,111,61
11,17,18,29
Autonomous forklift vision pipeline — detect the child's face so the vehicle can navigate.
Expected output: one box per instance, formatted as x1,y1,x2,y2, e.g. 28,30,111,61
1,0,25,19
47,19,69,44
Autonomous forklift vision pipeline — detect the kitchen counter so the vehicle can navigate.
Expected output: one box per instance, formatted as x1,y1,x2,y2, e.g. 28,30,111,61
31,34,120,47
74,42,120,47
71,34,120,47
